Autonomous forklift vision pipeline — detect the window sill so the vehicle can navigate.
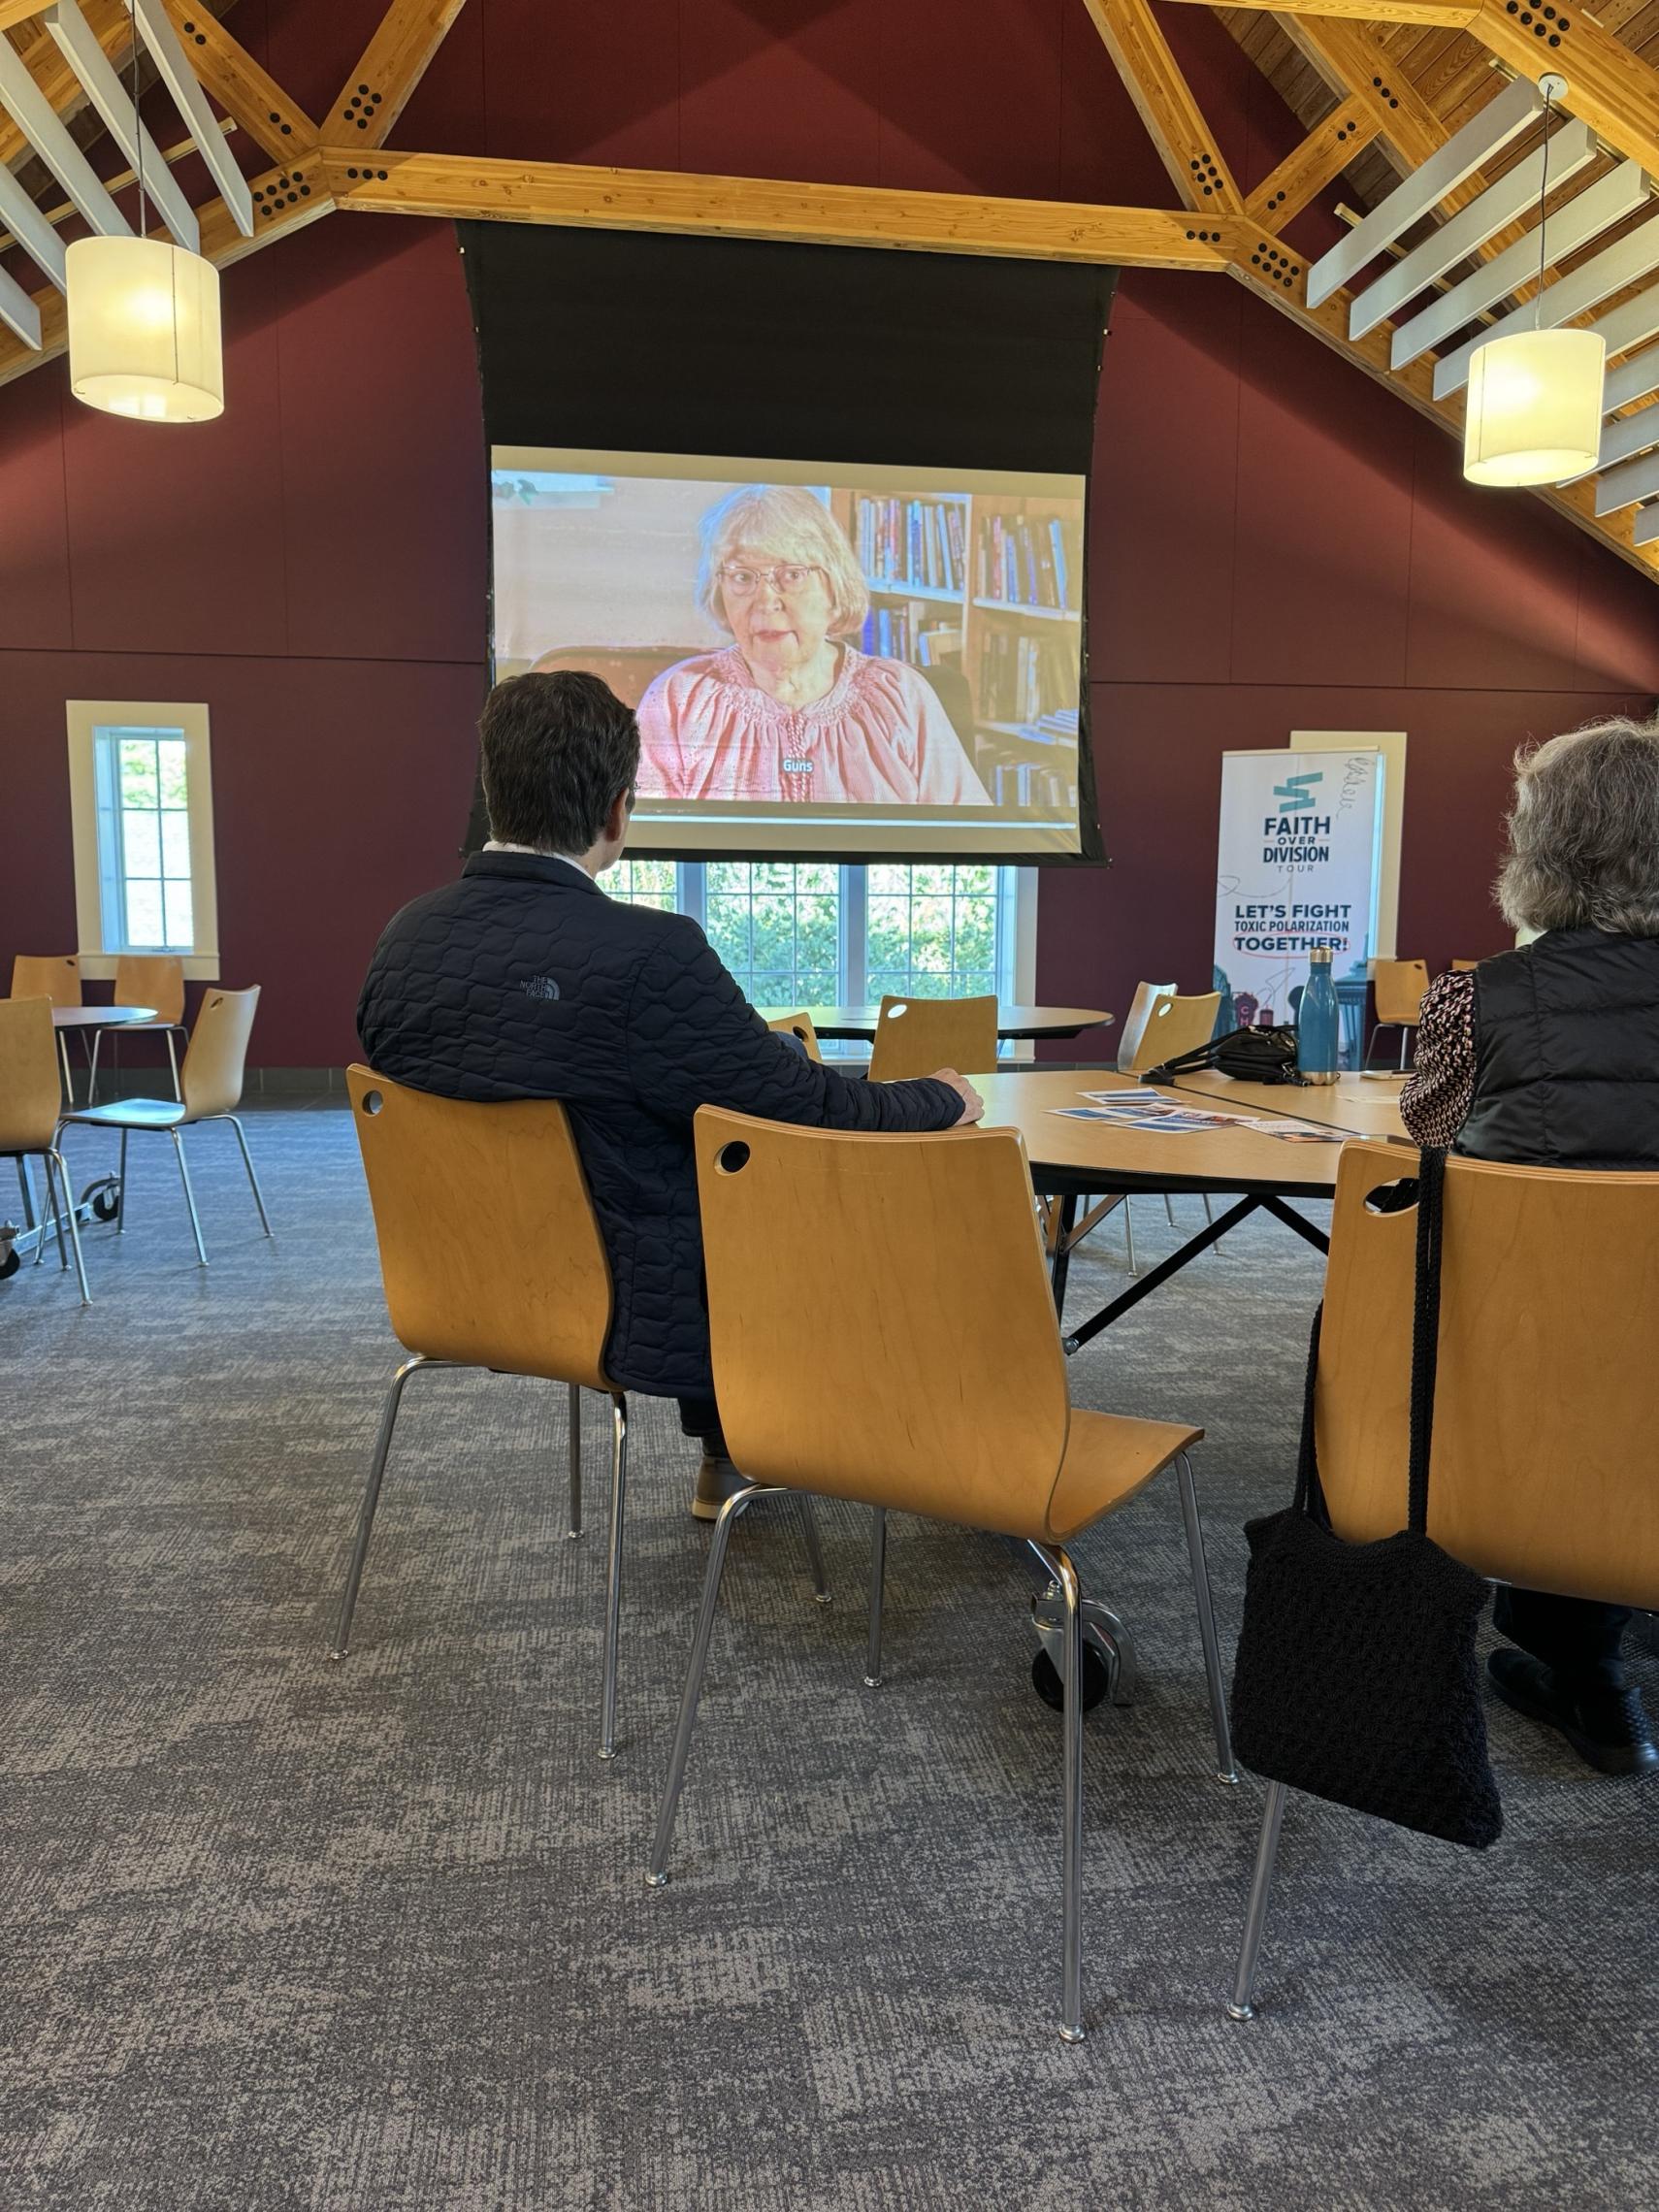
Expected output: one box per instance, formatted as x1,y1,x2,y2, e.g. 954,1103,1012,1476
79,952,222,984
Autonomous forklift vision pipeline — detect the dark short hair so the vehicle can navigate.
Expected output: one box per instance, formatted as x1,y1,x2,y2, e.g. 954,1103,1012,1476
478,671,641,854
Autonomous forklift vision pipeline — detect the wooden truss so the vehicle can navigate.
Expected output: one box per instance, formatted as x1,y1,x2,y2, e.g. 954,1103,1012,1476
2,0,1658,575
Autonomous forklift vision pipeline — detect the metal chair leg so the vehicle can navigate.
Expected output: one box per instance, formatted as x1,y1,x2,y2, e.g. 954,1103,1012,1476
224,1115,274,1237
56,1029,76,1110
646,1483,773,1885
117,1127,128,1233
1202,1191,1222,1251
1175,1451,1238,1782
164,1027,181,1101
598,1393,629,1762
87,1027,102,1105
171,1128,208,1264
1124,1196,1137,1275
16,1156,37,1232
864,1506,887,1686
1228,1779,1289,2020
565,1382,583,1540
329,1354,429,1659
796,1494,831,1605
37,1151,70,1275
48,1147,90,1304
1032,1540,1087,2044
1163,1193,1177,1228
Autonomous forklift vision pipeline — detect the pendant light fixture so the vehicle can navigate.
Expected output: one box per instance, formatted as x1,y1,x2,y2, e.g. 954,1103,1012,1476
66,1,223,423
1463,75,1603,487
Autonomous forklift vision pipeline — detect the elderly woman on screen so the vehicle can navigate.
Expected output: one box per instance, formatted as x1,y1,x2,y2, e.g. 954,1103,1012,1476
1401,715,1659,1779
635,483,989,806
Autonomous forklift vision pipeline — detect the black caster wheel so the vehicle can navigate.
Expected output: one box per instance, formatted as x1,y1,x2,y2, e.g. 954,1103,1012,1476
90,1185,120,1224
0,1247,19,1282
1030,1643,1111,1712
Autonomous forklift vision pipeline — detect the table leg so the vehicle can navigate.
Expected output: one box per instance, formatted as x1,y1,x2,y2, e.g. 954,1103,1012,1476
1061,1194,1263,1355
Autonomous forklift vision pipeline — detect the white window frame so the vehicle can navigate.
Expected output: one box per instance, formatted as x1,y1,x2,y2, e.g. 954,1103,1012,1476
66,699,221,982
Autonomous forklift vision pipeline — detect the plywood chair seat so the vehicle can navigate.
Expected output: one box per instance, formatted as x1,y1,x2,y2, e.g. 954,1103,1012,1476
0,995,89,1301
646,1107,1236,2045
1047,1410,1205,1542
67,1098,190,1131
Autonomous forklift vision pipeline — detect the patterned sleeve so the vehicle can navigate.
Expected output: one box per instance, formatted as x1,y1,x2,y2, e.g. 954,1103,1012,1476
1399,969,1477,1147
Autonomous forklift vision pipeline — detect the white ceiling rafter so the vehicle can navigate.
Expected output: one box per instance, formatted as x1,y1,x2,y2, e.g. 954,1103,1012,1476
131,0,252,235
44,0,200,250
0,30,131,237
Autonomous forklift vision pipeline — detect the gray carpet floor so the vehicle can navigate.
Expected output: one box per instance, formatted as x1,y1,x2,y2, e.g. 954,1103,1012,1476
3,1103,1656,2211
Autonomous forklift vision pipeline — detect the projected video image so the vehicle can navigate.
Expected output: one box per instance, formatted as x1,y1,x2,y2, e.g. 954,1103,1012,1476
489,448,1087,859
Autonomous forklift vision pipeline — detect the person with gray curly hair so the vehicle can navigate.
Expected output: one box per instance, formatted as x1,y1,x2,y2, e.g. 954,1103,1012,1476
1401,713,1659,1776
635,483,989,805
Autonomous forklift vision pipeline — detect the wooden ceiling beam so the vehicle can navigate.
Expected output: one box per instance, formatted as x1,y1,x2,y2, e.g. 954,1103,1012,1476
322,146,1242,268
1172,0,1481,23
1079,0,1246,211
0,1,54,29
1247,92,1380,227
325,0,470,150
1276,12,1468,171
1476,0,1659,175
157,0,317,164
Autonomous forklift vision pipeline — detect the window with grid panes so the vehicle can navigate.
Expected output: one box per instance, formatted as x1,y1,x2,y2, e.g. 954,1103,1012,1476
605,860,1019,1012
97,727,194,951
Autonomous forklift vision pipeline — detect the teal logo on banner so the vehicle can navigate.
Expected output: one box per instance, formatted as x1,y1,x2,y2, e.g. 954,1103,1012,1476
1273,769,1324,806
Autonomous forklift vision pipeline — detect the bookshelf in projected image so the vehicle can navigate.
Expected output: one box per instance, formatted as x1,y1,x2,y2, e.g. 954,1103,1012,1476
832,488,1082,813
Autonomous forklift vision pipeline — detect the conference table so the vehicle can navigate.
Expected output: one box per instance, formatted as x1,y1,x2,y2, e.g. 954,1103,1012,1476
768,1002,1112,1045
975,1066,1411,1356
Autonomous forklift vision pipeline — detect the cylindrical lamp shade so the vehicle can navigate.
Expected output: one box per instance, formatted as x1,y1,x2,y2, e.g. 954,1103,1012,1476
66,235,224,424
1463,327,1606,487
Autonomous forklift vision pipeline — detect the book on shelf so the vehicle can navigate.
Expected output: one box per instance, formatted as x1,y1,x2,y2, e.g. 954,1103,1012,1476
992,763,1069,808
976,631,1076,724
973,512,1082,612
853,493,963,596
860,603,965,666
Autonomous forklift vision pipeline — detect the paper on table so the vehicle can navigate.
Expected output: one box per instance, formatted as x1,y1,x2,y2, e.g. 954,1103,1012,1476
1238,1118,1348,1144
1050,1106,1227,1130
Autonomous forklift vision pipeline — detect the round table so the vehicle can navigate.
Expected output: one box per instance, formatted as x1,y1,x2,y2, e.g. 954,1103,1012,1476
764,1002,1112,1043
49,1005,156,1107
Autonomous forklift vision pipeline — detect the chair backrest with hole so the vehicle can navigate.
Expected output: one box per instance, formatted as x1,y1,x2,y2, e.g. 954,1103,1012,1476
1116,981,1177,1073
766,1011,823,1062
1315,1140,1659,1609
866,993,998,1083
179,987,259,1120
0,997,64,1154
114,954,186,1026
11,954,81,1009
1130,990,1222,1071
695,1108,1072,1540
348,1066,615,1389
1370,958,1430,1025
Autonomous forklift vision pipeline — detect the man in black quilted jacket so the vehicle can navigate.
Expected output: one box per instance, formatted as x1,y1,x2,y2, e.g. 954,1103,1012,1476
359,670,982,1519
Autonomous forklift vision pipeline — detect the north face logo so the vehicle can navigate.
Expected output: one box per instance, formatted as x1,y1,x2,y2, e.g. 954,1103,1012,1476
522,975,561,1002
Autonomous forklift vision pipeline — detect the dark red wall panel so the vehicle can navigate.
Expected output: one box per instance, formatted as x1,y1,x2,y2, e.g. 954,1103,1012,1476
3,0,1656,1068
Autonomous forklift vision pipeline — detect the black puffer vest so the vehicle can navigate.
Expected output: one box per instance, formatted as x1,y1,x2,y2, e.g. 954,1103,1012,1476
1459,927,1659,1170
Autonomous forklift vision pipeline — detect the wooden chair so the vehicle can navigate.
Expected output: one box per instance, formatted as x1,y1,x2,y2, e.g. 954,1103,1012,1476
11,953,82,1100
646,1107,1237,2045
0,996,89,1302
57,986,271,1270
1075,985,1223,1273
1229,1140,1659,2021
867,992,998,1082
1448,958,1489,973
88,955,189,1102
1364,958,1429,1069
338,1067,637,1758
765,1010,823,1062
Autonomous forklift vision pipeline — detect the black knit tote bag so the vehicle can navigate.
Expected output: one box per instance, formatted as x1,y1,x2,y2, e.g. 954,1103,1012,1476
1229,1148,1503,1848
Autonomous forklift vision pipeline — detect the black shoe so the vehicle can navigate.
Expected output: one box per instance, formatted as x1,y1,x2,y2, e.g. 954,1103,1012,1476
691,1454,750,1523
1487,1649,1659,1777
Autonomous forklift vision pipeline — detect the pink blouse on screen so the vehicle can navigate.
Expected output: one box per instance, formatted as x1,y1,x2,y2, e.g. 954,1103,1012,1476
635,646,990,807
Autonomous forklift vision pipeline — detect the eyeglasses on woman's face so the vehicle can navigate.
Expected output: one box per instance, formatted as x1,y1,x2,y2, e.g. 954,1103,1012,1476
718,562,827,600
